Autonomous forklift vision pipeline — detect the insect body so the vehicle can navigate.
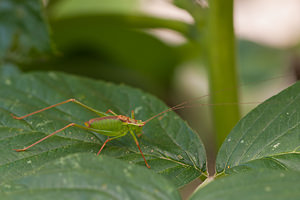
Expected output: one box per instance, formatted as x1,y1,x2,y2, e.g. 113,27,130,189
12,99,150,168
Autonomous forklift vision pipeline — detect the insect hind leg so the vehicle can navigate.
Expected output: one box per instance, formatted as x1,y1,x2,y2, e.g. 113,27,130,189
12,99,108,120
13,123,76,152
12,99,76,120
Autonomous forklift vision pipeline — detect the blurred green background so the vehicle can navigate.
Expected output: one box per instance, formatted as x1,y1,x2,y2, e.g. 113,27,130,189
1,0,300,197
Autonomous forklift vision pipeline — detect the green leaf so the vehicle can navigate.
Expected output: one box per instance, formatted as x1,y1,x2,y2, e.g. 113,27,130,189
36,13,187,96
216,82,300,174
190,170,300,200
50,0,140,17
173,0,205,22
48,19,180,94
44,0,196,96
0,67,206,187
0,0,52,62
0,153,181,200
238,40,287,83
0,63,21,79
20,0,197,98
49,0,191,36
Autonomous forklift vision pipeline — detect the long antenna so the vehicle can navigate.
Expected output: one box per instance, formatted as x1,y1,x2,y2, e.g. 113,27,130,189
144,94,209,124
144,74,295,124
144,101,262,124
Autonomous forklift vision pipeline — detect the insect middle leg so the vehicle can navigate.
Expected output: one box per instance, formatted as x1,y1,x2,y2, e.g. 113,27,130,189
96,133,127,155
105,109,118,116
95,129,151,168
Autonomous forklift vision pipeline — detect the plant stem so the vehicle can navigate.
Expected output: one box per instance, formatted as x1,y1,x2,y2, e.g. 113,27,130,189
207,0,240,148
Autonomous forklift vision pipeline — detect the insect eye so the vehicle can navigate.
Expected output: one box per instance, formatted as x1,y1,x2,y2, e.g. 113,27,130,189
84,122,90,127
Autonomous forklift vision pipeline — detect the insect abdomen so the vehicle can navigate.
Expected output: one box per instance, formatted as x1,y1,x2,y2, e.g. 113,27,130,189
89,118,125,132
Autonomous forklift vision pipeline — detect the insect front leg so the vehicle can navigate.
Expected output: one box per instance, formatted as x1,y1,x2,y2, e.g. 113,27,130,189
129,129,150,168
131,110,135,119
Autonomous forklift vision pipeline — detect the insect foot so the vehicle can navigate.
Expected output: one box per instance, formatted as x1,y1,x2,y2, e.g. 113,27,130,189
13,148,26,152
11,114,22,120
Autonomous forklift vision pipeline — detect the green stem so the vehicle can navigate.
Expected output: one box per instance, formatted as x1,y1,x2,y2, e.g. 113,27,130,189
207,0,240,148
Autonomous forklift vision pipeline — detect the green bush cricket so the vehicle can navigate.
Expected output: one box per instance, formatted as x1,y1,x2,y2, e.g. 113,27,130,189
11,98,189,168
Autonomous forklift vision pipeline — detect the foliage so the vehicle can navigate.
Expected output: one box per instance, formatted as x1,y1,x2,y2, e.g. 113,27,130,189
0,68,205,188
0,0,52,63
190,170,300,200
0,0,299,199
19,0,201,98
0,154,181,200
0,66,300,199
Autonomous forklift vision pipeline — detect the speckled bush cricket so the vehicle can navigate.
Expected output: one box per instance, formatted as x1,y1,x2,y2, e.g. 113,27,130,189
11,98,193,169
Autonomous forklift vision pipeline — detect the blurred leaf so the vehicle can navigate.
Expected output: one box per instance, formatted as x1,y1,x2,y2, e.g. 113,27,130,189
50,19,178,79
0,0,52,62
190,170,300,200
0,153,181,200
0,63,21,79
49,0,194,39
238,40,287,83
25,16,183,96
23,22,179,97
49,0,192,35
0,67,206,188
173,0,205,22
50,0,139,17
18,0,200,98
216,81,300,174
